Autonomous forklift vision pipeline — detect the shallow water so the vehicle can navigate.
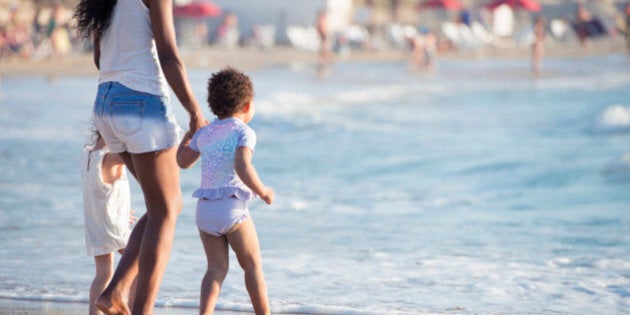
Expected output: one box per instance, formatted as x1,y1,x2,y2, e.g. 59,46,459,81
0,54,629,314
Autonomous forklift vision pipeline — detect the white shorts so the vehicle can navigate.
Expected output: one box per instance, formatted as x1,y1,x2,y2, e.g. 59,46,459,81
196,198,250,236
93,81,181,154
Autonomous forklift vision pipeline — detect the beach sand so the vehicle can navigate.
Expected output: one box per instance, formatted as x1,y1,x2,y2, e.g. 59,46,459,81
0,46,411,77
1,36,626,78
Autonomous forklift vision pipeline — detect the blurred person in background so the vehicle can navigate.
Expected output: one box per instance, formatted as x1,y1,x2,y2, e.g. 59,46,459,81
532,14,545,75
3,5,34,60
316,9,332,76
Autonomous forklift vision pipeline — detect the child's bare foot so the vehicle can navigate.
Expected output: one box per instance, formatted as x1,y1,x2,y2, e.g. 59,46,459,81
95,293,130,315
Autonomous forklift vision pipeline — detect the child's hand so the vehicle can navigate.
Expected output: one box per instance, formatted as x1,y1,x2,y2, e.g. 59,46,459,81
181,130,193,143
129,210,139,226
260,187,275,205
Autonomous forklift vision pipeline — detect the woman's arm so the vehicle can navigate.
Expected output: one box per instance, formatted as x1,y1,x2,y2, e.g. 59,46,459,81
234,147,274,205
148,0,206,133
92,31,100,69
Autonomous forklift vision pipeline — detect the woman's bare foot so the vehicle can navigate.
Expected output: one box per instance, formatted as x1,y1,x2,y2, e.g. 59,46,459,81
95,292,130,315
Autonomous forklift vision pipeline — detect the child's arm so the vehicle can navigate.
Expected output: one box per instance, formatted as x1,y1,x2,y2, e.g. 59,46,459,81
234,146,274,205
101,152,126,184
177,131,200,169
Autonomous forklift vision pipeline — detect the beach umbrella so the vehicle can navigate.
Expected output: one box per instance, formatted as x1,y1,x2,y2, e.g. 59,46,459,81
417,0,464,11
486,0,541,12
173,1,221,18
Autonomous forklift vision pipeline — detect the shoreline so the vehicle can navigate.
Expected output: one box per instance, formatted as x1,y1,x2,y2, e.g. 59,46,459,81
0,297,249,315
1,37,627,78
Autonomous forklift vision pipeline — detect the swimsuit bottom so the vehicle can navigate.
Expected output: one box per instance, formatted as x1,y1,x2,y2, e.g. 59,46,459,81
196,197,250,236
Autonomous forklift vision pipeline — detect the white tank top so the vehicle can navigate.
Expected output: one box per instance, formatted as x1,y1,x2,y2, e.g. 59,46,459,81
98,0,169,98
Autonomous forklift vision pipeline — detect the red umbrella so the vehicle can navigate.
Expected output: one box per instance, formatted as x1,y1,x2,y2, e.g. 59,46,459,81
417,0,464,11
486,0,541,12
173,1,221,18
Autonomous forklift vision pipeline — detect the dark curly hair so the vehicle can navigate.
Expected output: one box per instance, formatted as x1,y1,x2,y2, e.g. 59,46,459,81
73,0,117,38
207,67,254,118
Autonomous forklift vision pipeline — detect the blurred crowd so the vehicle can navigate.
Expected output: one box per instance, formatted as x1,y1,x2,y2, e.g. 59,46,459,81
1,0,629,67
0,2,77,61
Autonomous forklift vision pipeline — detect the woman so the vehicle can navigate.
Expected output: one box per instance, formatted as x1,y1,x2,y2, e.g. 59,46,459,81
73,0,206,313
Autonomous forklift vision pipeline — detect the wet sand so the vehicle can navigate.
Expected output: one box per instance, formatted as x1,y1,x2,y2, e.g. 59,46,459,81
0,298,249,315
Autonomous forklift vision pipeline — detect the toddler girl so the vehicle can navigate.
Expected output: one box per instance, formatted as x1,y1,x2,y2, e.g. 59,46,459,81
177,67,274,315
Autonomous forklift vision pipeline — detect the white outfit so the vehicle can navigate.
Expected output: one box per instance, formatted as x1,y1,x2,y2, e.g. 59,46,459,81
98,0,169,98
82,147,131,256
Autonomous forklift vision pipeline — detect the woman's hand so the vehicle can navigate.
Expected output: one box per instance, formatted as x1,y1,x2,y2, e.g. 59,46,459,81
189,113,208,134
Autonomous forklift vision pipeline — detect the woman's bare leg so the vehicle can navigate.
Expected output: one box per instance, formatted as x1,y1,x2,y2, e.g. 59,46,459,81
130,147,183,314
95,217,145,315
227,219,270,315
117,248,137,311
90,253,115,315
199,231,229,315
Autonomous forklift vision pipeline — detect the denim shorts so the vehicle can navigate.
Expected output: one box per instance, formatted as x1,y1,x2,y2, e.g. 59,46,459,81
93,81,181,154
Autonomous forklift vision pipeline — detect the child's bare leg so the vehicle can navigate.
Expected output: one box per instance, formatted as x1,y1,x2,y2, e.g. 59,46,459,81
227,219,270,315
129,148,182,314
90,253,115,315
199,230,229,315
96,216,146,315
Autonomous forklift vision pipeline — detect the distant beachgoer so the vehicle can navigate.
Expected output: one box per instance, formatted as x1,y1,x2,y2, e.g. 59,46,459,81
532,14,545,74
73,0,206,313
459,8,472,27
177,67,274,315
4,6,34,59
316,9,332,75
49,3,72,55
408,27,437,73
574,2,593,48
216,13,239,48
82,130,137,315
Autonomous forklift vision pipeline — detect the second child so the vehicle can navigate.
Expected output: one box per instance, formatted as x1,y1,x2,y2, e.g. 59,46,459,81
82,131,136,315
177,67,274,315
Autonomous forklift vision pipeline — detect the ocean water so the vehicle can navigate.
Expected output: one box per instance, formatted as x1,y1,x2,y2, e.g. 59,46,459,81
0,54,629,314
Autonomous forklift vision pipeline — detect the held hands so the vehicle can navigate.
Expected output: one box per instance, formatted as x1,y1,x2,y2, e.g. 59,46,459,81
259,187,275,205
189,113,208,134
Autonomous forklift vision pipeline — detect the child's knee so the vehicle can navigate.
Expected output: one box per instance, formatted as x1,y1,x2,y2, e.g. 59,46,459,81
207,262,229,278
238,255,262,273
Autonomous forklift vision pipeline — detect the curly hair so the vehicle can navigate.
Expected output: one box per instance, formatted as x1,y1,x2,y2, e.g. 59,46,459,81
73,0,117,38
207,67,254,118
